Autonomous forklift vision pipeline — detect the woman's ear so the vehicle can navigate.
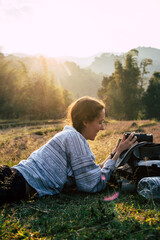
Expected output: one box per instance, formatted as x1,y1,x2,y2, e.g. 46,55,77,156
83,121,88,127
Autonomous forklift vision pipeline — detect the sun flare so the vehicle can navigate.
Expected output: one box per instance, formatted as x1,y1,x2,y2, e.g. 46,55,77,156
1,0,160,57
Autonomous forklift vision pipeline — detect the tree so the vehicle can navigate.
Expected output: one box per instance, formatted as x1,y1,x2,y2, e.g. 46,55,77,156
143,72,160,120
0,53,73,120
121,50,141,119
140,58,152,89
98,49,142,120
98,75,115,117
0,57,20,118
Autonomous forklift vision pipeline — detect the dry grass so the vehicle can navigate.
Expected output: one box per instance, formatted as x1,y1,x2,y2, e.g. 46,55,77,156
0,119,159,166
0,123,64,166
0,119,160,239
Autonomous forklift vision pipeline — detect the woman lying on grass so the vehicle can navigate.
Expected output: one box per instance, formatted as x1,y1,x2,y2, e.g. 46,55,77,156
0,96,137,204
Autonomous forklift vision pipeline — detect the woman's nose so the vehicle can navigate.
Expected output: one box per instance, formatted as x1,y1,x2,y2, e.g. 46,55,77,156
101,124,105,130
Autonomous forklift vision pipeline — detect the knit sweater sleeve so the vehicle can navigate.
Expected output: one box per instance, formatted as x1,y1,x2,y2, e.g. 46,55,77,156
66,131,116,193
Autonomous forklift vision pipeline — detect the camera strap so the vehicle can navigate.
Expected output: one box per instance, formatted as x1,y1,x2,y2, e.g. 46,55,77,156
114,142,160,184
115,142,147,168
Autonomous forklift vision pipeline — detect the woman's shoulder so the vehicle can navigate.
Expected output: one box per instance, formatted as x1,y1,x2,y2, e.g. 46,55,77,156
45,126,78,149
58,125,86,142
62,125,82,138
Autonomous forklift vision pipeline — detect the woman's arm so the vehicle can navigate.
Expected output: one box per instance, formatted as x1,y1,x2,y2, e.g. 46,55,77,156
69,131,137,193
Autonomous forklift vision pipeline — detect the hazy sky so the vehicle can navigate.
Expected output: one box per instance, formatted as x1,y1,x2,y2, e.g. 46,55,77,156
1,0,160,57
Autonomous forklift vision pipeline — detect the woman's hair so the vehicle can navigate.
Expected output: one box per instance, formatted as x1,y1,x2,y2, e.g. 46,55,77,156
67,96,105,133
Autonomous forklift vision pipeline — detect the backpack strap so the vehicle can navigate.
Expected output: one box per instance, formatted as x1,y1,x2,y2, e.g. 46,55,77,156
115,142,149,168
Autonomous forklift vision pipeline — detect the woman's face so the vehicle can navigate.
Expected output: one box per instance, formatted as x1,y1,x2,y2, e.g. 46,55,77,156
81,109,105,140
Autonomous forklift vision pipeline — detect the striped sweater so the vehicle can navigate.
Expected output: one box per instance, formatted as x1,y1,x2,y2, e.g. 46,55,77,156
13,125,116,197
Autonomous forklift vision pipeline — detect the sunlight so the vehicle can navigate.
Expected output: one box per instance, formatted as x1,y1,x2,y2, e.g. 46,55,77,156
1,0,160,57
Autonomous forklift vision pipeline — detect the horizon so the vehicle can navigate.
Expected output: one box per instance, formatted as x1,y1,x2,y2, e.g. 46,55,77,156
1,0,160,58
3,46,160,60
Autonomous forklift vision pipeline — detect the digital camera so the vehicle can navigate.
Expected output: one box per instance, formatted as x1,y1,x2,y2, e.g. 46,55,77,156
125,132,153,142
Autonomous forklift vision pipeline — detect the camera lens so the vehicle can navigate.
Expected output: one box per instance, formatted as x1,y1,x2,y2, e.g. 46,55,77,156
125,132,153,142
137,133,153,142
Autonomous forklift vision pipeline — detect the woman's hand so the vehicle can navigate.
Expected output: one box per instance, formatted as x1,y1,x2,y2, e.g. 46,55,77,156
100,132,138,167
117,132,138,153
112,132,138,162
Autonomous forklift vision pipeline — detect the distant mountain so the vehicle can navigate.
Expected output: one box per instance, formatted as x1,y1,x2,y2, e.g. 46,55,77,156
5,54,103,99
8,46,160,78
9,52,102,68
136,47,160,60
87,47,160,78
7,53,32,58
5,47,160,98
57,52,103,68
136,47,160,77
88,52,121,76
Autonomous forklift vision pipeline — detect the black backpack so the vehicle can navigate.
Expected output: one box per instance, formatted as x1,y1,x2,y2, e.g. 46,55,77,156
114,142,160,186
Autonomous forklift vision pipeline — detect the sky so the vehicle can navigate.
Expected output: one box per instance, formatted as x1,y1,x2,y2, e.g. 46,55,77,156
0,0,160,58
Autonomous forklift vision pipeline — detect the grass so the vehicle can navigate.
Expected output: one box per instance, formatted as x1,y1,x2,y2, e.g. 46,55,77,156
0,119,160,239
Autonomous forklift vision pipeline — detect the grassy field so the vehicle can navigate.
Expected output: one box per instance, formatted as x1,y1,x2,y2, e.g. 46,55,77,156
0,119,160,239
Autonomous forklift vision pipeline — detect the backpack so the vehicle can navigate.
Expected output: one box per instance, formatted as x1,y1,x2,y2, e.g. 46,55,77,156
113,142,160,188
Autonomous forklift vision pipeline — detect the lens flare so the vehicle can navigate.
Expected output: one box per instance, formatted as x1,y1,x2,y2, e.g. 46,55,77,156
104,192,119,202
101,175,106,181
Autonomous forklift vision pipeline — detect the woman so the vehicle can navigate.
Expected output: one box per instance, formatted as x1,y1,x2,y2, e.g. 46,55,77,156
0,96,137,203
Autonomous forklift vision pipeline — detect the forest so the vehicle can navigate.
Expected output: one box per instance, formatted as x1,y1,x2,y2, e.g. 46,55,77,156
0,49,160,120
0,53,73,119
98,49,160,120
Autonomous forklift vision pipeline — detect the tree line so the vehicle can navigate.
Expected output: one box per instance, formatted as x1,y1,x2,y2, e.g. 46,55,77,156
0,49,160,121
98,49,160,120
0,53,73,119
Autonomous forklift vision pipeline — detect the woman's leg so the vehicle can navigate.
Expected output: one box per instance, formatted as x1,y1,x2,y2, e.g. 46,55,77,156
0,166,26,204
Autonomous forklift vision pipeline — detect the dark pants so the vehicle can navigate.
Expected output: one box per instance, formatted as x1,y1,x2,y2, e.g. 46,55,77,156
0,165,26,204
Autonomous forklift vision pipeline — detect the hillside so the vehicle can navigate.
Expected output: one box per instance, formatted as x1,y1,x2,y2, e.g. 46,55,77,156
6,54,103,99
88,47,160,78
5,47,160,99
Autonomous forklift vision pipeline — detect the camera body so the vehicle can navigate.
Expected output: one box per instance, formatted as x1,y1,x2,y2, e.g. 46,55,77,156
125,132,153,143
